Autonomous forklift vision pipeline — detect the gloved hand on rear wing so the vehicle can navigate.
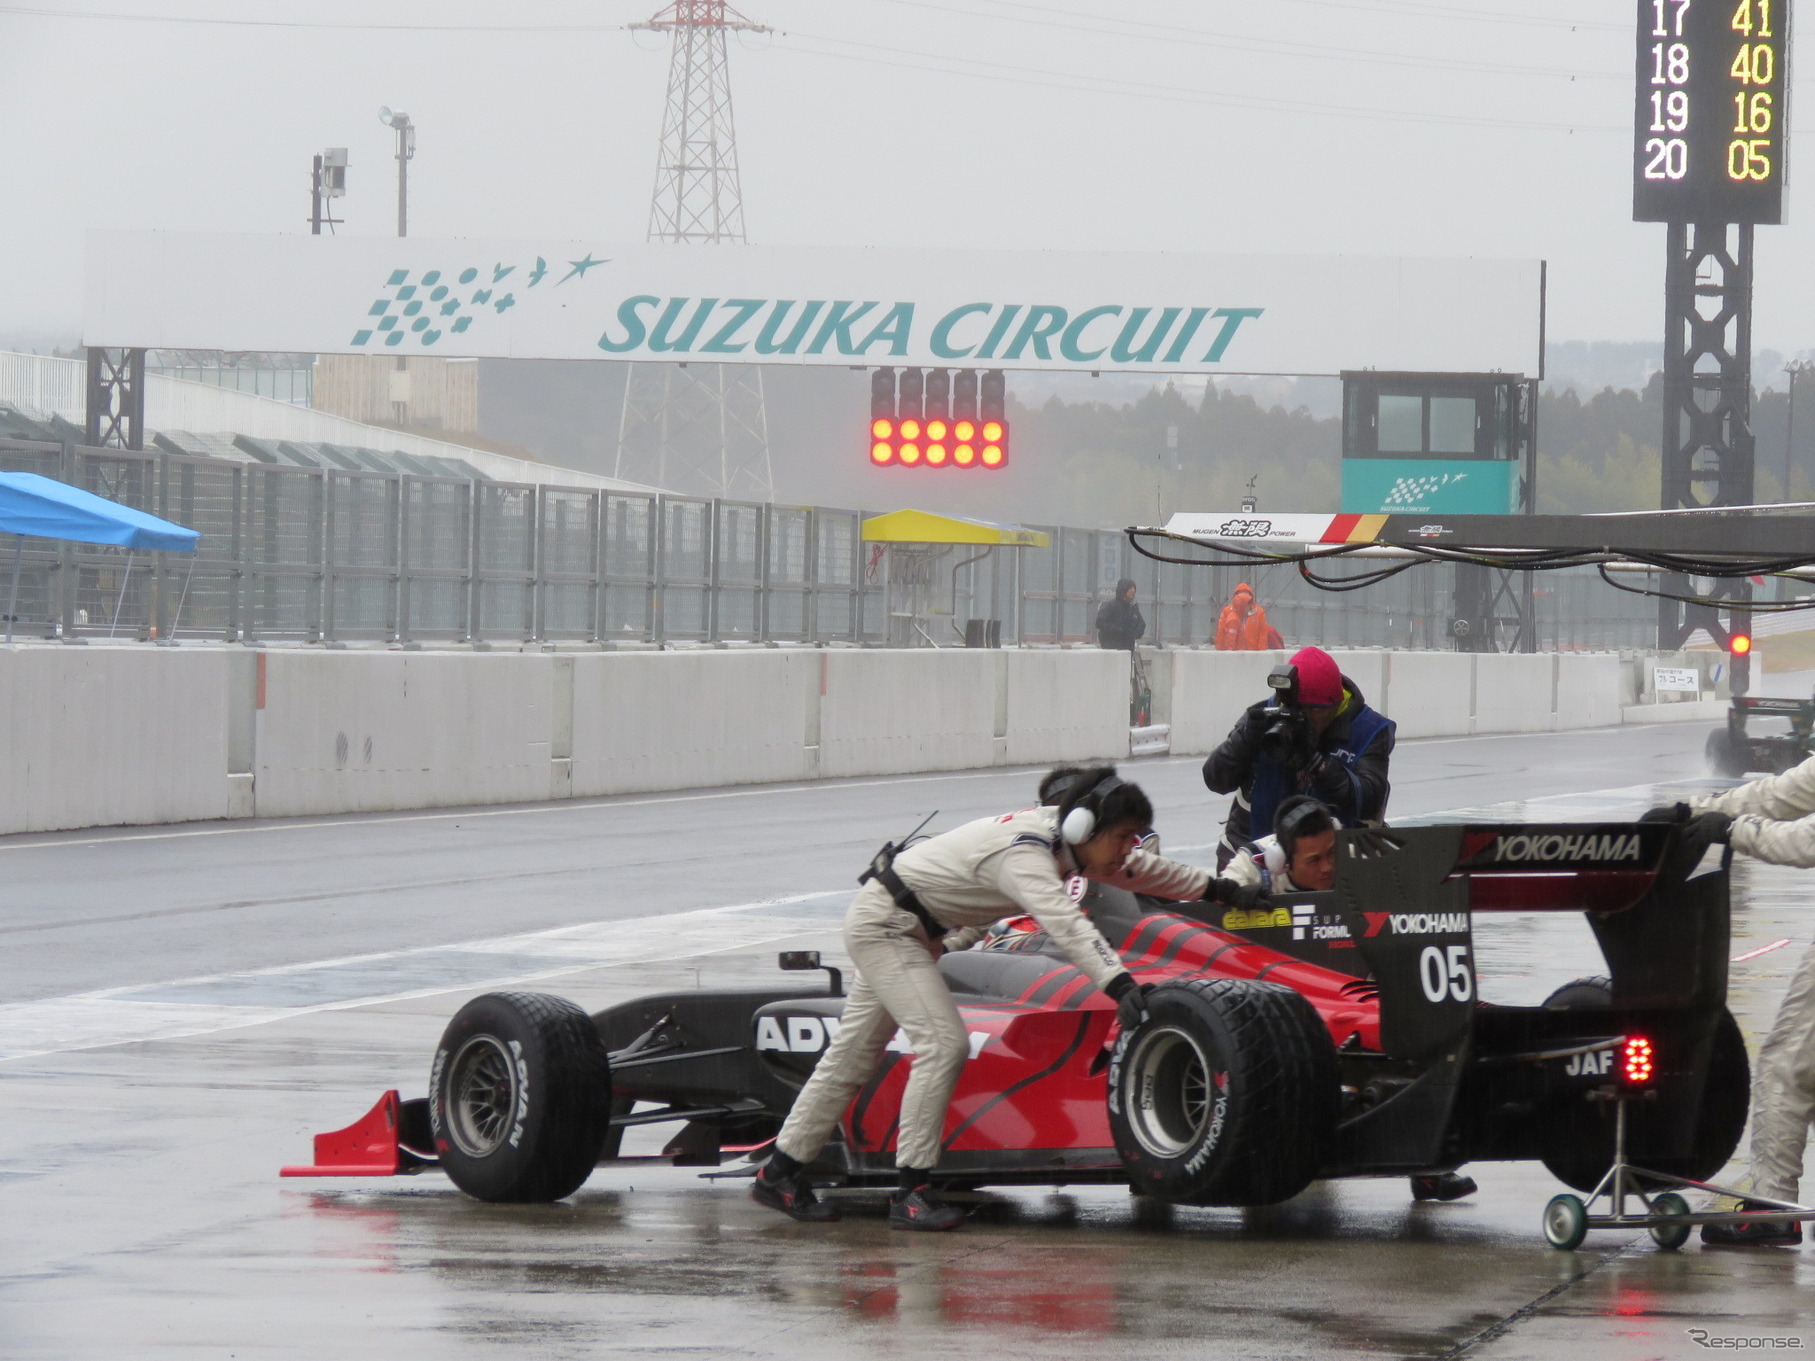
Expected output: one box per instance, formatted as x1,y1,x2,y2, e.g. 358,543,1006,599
1640,802,1693,825
1682,811,1733,855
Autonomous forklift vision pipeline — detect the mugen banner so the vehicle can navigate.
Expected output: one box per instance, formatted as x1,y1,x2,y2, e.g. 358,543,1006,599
85,232,1541,377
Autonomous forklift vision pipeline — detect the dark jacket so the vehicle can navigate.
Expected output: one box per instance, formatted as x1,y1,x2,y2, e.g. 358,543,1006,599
1095,579,1145,651
1202,675,1395,867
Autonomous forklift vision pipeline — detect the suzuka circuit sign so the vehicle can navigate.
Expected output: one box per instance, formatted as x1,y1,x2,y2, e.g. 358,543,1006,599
85,232,1542,378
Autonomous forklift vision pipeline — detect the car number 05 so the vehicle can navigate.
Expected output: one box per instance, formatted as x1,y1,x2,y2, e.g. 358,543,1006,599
1419,945,1473,1003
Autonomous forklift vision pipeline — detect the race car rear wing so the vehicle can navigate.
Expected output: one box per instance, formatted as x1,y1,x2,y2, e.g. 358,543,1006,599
1322,822,1724,1064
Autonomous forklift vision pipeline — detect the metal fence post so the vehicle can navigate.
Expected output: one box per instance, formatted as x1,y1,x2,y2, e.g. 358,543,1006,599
466,481,483,643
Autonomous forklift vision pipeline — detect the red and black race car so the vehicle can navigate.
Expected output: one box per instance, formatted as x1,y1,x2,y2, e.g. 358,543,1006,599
284,821,1745,1212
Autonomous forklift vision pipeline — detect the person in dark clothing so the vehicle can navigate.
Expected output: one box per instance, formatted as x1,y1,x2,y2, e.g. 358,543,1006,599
1094,578,1145,651
1202,646,1395,871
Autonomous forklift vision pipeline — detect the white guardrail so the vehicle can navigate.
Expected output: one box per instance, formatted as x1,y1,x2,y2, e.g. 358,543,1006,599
0,351,654,492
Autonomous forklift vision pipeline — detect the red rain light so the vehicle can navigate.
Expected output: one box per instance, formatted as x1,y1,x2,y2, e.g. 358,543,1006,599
981,444,1004,467
1622,1035,1655,1085
871,418,893,440
953,444,976,466
926,443,948,466
871,441,894,465
954,419,976,441
981,420,1005,443
899,442,921,465
899,418,921,441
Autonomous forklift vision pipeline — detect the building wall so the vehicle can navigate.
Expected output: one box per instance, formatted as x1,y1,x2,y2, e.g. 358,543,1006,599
312,355,479,434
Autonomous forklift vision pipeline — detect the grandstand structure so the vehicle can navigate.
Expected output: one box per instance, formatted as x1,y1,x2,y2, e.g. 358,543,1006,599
0,351,656,492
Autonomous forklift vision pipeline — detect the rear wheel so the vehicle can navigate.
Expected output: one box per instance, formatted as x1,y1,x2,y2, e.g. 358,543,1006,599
430,991,613,1203
1109,978,1338,1206
1537,977,1748,1192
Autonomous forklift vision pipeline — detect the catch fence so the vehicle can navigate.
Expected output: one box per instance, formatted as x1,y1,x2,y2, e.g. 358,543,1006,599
0,437,1654,650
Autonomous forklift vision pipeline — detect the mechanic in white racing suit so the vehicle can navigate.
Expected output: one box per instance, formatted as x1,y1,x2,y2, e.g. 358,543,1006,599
752,765,1261,1231
1225,794,1478,1204
1647,760,1815,1246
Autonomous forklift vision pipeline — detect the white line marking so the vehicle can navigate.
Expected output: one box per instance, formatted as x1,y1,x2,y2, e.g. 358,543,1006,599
0,891,847,1063
1735,938,1794,963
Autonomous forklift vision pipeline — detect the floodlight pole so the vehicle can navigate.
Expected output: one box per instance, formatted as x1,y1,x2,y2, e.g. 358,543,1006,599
381,111,415,237
1787,361,1813,502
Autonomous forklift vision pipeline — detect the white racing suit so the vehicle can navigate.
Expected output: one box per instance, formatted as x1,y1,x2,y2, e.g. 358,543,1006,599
1693,756,1815,1201
773,805,1210,1172
1222,835,1305,895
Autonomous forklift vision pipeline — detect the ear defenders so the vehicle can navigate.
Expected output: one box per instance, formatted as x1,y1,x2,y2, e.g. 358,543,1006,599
1059,772,1124,845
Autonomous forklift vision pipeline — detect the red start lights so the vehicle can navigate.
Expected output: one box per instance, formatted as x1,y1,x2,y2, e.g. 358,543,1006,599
868,367,1009,469
1730,632,1753,656
1621,1035,1655,1086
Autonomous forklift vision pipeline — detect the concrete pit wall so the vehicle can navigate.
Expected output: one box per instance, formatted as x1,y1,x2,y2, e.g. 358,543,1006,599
0,644,1646,837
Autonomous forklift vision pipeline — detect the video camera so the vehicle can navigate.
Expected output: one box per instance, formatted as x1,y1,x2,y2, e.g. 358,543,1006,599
1260,664,1311,764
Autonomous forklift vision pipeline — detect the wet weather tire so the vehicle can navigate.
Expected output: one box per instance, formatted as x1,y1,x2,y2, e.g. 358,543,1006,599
429,991,613,1203
1108,978,1338,1207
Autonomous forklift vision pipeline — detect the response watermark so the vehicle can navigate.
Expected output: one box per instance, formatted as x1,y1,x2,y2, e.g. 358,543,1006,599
1687,1330,1805,1350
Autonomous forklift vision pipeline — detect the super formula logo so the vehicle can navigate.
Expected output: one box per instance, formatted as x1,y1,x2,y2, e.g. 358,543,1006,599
350,253,609,348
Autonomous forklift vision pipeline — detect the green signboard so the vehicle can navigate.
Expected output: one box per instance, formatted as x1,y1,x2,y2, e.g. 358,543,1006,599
1341,459,1520,515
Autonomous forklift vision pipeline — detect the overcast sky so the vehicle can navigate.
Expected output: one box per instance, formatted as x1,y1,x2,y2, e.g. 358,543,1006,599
1,0,1809,356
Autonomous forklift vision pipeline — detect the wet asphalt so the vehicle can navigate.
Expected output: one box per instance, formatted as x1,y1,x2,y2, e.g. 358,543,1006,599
5,716,1815,1359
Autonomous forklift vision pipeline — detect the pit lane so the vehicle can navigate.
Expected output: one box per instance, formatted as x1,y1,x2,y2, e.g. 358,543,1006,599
4,719,1814,1359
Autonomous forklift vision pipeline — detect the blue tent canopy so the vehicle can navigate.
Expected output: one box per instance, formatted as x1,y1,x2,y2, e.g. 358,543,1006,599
0,471,200,553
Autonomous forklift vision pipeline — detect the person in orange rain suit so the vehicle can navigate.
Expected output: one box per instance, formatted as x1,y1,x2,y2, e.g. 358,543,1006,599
1215,582,1272,651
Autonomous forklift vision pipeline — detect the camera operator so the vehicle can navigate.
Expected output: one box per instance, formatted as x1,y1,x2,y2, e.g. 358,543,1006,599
1203,646,1395,871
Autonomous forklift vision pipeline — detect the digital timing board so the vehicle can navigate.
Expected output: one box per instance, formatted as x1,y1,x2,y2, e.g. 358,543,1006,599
1633,0,1793,223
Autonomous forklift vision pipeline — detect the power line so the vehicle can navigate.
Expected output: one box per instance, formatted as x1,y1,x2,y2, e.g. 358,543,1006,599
870,0,1625,74
774,30,1626,132
0,5,630,30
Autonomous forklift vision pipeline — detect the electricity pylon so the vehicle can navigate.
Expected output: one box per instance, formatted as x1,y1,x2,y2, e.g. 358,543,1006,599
614,1,774,501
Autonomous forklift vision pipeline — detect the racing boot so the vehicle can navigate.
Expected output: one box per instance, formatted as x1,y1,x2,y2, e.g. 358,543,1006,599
889,1184,967,1232
750,1162,841,1223
1701,1201,1804,1248
1410,1172,1478,1202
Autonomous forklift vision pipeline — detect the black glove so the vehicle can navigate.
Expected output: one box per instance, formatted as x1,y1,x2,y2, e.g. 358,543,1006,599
1640,802,1693,825
1303,753,1350,802
1683,810,1733,854
1204,877,1266,909
1104,973,1154,1029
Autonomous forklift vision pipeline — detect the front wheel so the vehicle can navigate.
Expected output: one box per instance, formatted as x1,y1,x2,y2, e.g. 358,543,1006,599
430,991,613,1203
1109,978,1338,1206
